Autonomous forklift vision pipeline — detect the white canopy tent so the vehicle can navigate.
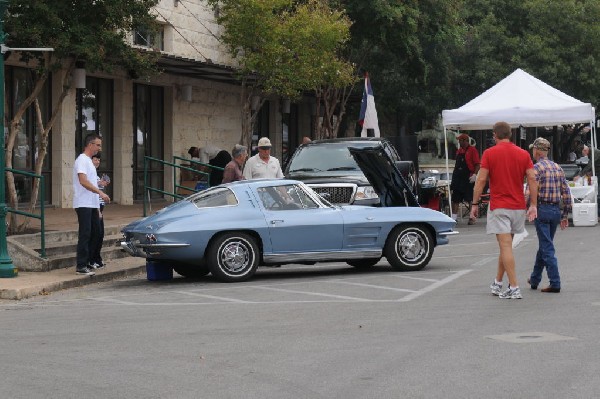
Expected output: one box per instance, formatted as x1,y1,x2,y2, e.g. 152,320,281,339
440,68,596,216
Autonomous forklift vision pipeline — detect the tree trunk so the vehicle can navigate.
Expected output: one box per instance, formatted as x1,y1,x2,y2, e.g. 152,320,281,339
5,58,74,234
314,82,357,140
239,82,264,151
18,78,72,232
5,73,49,233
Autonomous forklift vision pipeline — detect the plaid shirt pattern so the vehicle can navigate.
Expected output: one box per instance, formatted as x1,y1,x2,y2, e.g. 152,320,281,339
534,157,572,219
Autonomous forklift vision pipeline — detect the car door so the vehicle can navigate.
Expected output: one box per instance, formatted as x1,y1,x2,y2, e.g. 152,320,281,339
257,184,344,253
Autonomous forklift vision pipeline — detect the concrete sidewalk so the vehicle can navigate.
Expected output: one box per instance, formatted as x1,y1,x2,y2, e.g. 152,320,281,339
0,257,147,300
1,201,169,300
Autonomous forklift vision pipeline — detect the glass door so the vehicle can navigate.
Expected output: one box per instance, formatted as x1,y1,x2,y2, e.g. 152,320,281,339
75,77,114,197
133,84,164,201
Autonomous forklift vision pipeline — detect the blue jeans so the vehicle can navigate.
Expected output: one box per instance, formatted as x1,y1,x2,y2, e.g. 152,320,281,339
75,207,101,269
530,204,561,288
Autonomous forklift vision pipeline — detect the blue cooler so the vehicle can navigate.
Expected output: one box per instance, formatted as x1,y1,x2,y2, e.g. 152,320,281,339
146,260,173,281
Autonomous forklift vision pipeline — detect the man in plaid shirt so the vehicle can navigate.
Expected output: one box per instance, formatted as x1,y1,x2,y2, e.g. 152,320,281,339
527,137,571,293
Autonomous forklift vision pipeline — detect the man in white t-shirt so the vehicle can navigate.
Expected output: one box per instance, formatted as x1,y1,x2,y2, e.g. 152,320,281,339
73,134,111,276
243,137,283,180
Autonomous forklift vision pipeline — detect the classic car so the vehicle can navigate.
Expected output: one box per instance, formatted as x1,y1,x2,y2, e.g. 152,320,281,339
121,144,457,282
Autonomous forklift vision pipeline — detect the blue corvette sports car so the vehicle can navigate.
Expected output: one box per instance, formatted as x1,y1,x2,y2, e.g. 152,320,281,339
121,145,457,282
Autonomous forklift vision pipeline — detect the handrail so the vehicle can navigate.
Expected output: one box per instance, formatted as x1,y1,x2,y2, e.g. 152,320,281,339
5,168,46,258
172,155,211,195
143,155,224,217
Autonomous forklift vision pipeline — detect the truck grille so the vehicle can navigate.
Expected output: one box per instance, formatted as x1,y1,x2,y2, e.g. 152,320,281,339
309,184,356,204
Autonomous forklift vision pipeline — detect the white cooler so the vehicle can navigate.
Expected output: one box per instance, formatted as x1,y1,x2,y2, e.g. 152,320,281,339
572,201,598,226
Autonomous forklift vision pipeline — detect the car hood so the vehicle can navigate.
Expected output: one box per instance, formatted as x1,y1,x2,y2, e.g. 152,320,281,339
348,145,419,207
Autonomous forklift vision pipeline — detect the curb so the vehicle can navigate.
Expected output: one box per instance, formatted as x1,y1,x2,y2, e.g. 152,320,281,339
0,264,147,300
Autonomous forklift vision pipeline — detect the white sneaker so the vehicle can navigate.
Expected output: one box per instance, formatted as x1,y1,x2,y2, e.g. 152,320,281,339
490,281,503,296
499,287,522,299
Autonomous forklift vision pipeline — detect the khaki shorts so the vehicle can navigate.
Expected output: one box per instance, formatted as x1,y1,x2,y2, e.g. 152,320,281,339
486,208,526,235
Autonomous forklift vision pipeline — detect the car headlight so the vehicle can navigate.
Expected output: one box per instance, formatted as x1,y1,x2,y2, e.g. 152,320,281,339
421,176,437,188
355,186,379,200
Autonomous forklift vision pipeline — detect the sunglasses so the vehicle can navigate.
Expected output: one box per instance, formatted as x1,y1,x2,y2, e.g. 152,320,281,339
258,146,271,150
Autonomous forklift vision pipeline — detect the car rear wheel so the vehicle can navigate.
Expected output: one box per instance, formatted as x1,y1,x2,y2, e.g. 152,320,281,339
207,232,259,282
384,224,433,271
347,258,381,269
173,263,210,278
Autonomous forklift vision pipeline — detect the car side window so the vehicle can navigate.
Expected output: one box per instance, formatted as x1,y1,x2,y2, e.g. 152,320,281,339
257,184,317,211
191,187,238,208
290,185,319,209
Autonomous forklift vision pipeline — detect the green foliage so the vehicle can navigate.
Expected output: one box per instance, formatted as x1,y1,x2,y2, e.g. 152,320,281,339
5,0,160,78
339,0,464,122
453,0,600,108
207,0,355,100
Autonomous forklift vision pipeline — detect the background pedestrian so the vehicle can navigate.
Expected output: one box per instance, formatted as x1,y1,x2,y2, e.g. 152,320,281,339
527,137,571,293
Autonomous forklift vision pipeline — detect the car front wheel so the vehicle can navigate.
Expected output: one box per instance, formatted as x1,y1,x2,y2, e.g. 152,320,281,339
207,232,259,282
384,224,433,271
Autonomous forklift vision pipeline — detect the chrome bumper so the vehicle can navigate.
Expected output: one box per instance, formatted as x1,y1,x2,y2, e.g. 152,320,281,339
120,241,190,258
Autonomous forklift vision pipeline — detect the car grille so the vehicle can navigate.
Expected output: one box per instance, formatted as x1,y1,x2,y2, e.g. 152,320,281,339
309,184,356,204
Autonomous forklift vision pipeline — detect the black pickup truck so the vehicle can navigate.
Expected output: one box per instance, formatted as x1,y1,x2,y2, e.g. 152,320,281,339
284,137,417,206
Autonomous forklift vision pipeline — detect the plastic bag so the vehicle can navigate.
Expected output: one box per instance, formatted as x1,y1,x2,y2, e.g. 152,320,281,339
512,228,529,248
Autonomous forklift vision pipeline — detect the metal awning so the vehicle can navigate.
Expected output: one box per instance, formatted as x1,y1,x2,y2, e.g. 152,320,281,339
156,54,256,85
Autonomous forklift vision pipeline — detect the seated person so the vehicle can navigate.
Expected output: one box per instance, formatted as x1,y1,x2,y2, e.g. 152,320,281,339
576,145,589,166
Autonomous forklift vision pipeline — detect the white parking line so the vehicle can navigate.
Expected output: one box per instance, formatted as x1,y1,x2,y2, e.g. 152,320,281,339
173,290,250,303
4,270,473,307
91,297,137,305
399,269,472,302
385,275,439,283
471,256,497,267
327,280,416,292
251,285,372,301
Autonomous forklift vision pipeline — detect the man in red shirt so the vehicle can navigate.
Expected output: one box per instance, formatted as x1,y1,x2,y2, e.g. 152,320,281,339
450,133,480,224
470,122,538,299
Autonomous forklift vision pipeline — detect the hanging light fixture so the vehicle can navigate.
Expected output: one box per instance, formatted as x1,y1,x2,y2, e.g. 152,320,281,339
72,61,86,89
281,98,291,114
181,84,193,102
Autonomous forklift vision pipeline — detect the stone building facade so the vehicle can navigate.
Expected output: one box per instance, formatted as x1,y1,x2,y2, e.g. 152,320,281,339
5,0,315,209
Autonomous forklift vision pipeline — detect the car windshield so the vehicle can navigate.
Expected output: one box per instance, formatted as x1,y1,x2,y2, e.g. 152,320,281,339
287,144,360,173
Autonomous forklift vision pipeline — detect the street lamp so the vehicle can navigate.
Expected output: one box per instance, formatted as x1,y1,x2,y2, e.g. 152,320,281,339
0,0,17,277
0,0,18,278
0,1,52,277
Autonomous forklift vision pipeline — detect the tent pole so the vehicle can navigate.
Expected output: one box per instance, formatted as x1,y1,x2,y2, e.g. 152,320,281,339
443,126,452,217
591,110,596,180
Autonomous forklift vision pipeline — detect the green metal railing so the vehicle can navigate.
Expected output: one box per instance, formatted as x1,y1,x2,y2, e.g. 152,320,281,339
5,168,46,258
143,156,224,217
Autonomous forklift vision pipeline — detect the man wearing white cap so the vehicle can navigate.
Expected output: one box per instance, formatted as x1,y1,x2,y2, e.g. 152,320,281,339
243,137,284,179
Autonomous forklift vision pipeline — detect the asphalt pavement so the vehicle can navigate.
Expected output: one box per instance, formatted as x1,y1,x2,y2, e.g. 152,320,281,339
1,215,599,398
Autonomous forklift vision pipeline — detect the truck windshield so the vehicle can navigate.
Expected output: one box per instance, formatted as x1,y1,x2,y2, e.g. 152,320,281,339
287,144,360,173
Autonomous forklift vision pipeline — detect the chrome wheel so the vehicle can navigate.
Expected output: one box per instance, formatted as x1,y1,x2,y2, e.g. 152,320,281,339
219,240,252,272
208,233,259,282
385,224,433,271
